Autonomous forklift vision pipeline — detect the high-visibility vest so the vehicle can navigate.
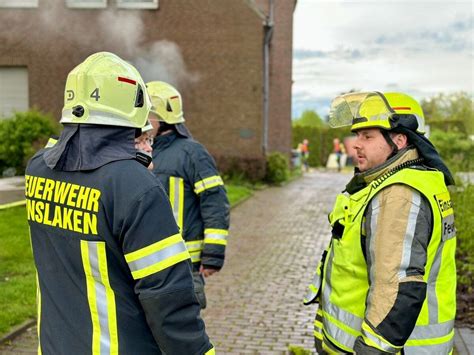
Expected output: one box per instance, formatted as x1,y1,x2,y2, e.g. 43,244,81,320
317,168,456,354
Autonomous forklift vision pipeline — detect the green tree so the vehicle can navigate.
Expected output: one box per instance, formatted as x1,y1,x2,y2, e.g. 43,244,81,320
292,110,326,128
421,92,473,136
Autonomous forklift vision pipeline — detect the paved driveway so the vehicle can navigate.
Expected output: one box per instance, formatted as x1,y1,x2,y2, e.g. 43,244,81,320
201,171,348,354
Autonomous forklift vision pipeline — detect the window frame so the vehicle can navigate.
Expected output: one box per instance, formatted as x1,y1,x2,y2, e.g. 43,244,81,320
65,0,107,9
0,0,38,8
116,0,158,9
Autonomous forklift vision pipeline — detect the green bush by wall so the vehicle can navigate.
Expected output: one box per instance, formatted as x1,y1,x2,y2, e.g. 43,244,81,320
0,110,59,175
265,152,289,184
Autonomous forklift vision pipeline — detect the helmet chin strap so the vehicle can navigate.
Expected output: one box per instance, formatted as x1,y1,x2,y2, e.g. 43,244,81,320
381,129,399,159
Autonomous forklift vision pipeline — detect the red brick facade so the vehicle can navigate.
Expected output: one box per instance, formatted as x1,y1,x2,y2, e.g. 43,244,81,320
0,0,295,179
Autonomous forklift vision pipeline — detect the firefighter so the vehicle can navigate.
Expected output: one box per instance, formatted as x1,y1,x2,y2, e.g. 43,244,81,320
304,92,456,354
146,81,230,309
26,52,214,354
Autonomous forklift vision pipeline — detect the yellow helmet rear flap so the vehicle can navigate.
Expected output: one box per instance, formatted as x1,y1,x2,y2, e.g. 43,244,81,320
61,52,151,128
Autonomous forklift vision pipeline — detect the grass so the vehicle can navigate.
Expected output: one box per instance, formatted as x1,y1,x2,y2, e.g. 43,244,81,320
0,183,254,338
0,206,36,337
226,184,253,206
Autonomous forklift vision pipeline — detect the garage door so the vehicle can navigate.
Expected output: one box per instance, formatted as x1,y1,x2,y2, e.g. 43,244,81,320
0,67,29,119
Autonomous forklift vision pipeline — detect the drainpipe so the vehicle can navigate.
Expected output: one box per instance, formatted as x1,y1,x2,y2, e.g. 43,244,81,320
262,0,274,155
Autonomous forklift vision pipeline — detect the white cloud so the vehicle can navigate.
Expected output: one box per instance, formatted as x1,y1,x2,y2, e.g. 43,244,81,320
292,0,474,118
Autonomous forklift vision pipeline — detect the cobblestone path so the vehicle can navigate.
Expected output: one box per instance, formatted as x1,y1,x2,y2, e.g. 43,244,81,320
0,171,350,354
201,171,348,354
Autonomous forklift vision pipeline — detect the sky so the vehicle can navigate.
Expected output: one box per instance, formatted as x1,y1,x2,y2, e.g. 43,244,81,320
292,0,474,119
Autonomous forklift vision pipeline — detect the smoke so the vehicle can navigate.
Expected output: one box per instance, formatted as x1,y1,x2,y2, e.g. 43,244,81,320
97,10,145,57
9,0,199,89
132,41,200,90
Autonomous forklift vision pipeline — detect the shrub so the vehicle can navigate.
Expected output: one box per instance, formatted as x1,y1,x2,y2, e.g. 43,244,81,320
0,110,59,175
452,183,474,326
292,125,351,167
430,129,473,173
265,152,289,184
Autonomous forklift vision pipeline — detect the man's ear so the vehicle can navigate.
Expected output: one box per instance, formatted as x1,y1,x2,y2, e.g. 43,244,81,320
392,133,408,150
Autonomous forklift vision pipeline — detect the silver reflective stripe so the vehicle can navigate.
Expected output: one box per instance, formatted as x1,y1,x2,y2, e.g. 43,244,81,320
427,244,443,323
62,109,133,126
304,271,321,303
205,233,227,241
398,191,421,279
322,316,357,350
194,176,224,194
362,327,400,353
85,242,111,355
190,252,201,263
186,240,203,263
185,240,203,252
367,195,379,311
128,242,187,272
405,337,454,355
410,320,454,340
169,177,183,230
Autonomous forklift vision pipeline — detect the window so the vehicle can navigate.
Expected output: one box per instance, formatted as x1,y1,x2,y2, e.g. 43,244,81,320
0,67,29,118
0,0,38,7
116,0,158,9
66,0,107,8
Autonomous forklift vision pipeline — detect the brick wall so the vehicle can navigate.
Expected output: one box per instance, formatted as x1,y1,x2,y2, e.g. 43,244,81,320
0,0,294,180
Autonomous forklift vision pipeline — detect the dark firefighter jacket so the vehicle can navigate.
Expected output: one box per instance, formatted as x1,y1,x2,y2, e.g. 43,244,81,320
151,131,230,272
26,124,213,355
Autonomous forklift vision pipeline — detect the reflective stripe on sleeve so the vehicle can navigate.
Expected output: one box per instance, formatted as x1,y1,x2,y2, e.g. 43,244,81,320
361,321,403,353
125,234,190,279
186,240,203,264
204,228,228,246
194,175,224,194
80,240,118,355
398,191,421,279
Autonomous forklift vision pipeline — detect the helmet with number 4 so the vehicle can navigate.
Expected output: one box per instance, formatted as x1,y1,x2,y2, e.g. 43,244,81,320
61,52,151,128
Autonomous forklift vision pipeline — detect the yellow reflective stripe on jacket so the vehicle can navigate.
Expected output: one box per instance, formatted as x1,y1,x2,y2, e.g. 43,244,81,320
405,328,454,354
314,309,323,340
36,272,42,355
204,346,215,355
125,234,190,279
169,177,184,230
80,240,118,355
204,228,228,246
194,175,224,194
185,240,203,264
44,138,57,148
361,321,402,353
304,261,323,304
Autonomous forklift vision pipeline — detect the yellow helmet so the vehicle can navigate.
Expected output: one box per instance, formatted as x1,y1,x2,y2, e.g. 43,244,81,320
61,52,151,128
329,92,425,134
146,81,185,124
